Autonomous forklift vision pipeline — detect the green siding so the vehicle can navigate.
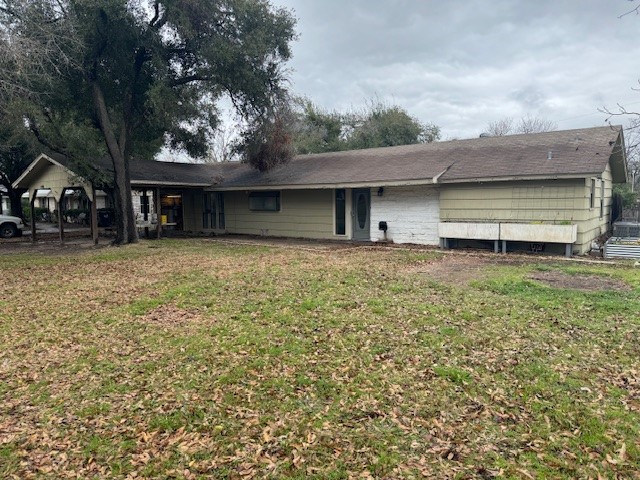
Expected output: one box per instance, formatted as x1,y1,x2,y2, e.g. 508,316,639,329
223,189,337,239
440,166,616,254
440,180,588,223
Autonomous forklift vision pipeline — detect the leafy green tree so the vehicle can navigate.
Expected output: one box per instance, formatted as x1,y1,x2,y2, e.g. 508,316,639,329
345,101,440,150
0,109,36,218
292,100,344,154
1,0,296,243
291,98,440,154
613,183,637,209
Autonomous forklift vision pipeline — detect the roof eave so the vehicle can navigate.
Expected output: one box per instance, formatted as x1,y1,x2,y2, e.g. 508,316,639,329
439,173,602,184
207,178,437,191
12,153,66,189
609,129,628,183
130,180,212,187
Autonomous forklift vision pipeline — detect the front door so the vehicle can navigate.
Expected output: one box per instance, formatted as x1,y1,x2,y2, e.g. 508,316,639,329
352,188,371,241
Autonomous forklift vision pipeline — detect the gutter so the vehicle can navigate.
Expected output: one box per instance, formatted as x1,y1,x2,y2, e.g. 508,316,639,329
438,173,604,184
131,181,212,187
207,178,437,192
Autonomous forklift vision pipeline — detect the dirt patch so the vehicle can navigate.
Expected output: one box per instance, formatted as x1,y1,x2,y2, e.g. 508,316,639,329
139,304,206,325
412,252,531,285
529,270,631,292
417,254,491,285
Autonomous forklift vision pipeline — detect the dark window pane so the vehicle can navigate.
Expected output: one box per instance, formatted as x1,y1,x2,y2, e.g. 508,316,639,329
357,193,367,228
249,191,280,211
217,193,225,228
335,189,345,235
202,193,216,229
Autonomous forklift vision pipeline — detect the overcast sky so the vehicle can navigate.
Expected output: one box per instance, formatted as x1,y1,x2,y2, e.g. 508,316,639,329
269,0,640,140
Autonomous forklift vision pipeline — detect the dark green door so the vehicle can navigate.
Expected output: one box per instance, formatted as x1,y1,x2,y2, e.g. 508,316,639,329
352,188,370,241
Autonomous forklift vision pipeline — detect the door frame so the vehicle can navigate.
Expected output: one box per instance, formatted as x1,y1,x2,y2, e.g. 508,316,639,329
351,188,371,241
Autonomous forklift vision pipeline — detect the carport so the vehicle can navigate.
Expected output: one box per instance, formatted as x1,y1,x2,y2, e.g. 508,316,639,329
12,154,100,244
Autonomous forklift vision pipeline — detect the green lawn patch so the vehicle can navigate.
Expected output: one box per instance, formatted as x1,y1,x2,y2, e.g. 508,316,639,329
1,239,639,478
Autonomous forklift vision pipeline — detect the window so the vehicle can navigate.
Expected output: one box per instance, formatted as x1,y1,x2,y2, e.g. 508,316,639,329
590,178,596,208
202,193,216,229
217,193,225,228
335,189,346,235
249,191,280,211
600,179,604,218
203,192,225,229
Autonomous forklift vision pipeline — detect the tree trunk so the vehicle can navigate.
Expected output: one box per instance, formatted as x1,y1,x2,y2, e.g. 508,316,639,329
8,187,25,219
111,153,138,244
91,81,138,244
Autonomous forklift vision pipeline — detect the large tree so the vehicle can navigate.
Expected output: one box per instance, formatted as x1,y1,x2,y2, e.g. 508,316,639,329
292,100,344,154
0,0,296,243
344,100,440,150
0,109,36,217
292,99,440,154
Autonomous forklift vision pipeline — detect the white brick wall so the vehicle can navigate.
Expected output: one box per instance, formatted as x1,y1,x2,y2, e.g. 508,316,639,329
370,185,440,245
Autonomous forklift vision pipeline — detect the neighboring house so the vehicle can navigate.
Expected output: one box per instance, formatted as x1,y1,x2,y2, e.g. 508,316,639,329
12,126,627,255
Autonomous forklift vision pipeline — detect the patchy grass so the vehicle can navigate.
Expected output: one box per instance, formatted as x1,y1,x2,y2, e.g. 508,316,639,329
1,239,639,479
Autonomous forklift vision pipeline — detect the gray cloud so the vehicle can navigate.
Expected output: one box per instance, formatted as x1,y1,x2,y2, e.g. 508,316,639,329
273,0,640,139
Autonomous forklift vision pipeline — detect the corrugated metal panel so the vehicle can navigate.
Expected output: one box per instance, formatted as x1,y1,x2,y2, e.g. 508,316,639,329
604,237,640,259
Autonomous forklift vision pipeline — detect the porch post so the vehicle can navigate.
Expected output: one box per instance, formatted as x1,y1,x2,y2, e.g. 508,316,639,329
30,190,37,242
565,244,572,258
155,187,162,239
91,186,99,245
501,240,507,254
58,188,66,244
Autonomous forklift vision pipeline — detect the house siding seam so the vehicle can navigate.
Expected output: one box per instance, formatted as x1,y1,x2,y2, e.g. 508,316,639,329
370,185,440,245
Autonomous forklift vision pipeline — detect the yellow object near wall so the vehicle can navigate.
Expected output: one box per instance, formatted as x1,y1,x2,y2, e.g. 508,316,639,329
161,215,168,225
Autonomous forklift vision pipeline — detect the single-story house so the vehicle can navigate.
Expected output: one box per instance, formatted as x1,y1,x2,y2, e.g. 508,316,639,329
12,125,627,255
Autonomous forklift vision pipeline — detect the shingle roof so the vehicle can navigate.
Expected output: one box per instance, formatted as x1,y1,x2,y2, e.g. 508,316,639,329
14,126,626,191
204,125,625,189
129,159,218,186
209,143,455,188
438,126,624,183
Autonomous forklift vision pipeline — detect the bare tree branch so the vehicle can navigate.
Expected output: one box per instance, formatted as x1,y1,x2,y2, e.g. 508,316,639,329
619,2,640,18
484,115,556,136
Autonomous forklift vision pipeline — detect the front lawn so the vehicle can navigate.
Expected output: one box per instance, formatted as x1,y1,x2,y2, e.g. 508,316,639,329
1,239,639,479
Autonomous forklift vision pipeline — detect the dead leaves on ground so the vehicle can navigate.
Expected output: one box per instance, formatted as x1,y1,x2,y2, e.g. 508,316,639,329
1,240,640,478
